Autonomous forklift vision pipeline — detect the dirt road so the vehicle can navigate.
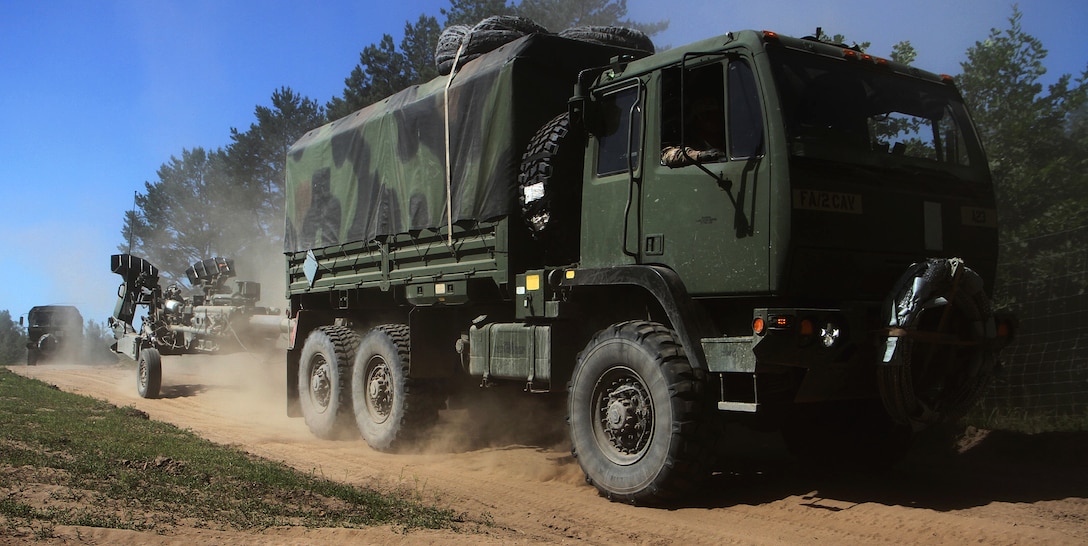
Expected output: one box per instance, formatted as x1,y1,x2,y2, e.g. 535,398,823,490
11,356,1088,544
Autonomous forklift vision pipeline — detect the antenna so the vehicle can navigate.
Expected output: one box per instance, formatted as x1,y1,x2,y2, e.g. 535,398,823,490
127,190,136,253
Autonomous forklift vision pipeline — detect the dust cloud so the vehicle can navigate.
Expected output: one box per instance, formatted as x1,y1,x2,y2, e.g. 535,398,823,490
74,347,586,487
148,351,312,441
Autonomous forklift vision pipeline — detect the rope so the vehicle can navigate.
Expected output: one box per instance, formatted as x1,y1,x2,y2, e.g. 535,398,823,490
443,36,469,247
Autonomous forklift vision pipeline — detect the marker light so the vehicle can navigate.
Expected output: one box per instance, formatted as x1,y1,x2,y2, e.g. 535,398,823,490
997,320,1011,338
753,317,766,335
800,319,815,336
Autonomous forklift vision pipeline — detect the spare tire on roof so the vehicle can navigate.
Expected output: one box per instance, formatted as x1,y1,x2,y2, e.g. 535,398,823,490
473,15,548,34
434,24,469,64
438,32,521,75
558,25,655,54
435,17,551,75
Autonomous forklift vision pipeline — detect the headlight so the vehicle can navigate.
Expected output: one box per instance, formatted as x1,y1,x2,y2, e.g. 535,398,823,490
820,323,841,348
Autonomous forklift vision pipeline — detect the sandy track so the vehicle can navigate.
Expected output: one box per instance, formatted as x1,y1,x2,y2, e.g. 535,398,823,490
11,356,1088,545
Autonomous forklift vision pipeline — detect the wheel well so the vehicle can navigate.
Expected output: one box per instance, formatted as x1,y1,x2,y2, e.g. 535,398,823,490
568,284,671,336
560,265,713,371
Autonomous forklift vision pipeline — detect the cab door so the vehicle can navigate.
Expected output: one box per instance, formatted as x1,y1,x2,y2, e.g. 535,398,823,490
641,56,772,295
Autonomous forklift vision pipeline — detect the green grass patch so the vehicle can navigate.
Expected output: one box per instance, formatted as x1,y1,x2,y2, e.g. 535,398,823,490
0,367,461,536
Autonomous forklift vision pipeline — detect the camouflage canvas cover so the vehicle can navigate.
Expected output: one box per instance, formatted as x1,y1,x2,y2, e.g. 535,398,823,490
284,34,629,253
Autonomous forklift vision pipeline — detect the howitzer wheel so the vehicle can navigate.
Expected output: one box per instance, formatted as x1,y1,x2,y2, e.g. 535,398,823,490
298,326,359,440
352,324,441,451
137,348,162,399
568,321,709,505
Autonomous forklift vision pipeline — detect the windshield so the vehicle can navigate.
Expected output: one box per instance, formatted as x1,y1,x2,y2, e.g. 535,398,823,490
28,309,81,329
768,46,986,177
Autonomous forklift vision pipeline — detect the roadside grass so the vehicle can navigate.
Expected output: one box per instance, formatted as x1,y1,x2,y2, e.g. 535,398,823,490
0,367,461,538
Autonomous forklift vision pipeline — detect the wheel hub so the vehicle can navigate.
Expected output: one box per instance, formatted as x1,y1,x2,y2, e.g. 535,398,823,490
594,373,653,464
309,357,331,412
366,358,393,422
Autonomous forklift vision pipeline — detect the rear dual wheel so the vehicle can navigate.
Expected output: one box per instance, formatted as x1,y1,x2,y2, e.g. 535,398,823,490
298,326,359,439
352,324,442,451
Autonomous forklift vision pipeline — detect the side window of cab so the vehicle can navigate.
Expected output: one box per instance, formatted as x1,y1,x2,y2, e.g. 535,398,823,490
595,85,642,177
659,58,764,167
727,59,764,159
660,64,726,167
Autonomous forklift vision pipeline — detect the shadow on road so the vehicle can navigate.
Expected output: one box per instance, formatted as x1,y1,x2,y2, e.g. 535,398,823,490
685,426,1088,511
158,383,211,398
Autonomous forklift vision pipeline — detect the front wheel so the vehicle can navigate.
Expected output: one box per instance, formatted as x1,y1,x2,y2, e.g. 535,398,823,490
137,347,162,399
568,321,709,504
352,324,441,451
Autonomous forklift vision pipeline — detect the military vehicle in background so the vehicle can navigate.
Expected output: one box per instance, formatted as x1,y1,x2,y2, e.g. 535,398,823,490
22,305,84,366
107,254,286,398
282,19,1014,504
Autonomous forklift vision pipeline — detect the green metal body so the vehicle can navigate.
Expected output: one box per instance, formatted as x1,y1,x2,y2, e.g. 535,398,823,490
284,30,999,419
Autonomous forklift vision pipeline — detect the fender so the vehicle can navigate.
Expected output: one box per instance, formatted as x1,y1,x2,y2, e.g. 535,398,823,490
559,265,715,370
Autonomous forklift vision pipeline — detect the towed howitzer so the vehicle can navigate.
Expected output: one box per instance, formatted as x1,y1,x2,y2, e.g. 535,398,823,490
108,253,287,398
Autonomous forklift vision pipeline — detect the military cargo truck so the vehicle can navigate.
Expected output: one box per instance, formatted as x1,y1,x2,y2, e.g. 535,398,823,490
23,305,84,365
283,28,1013,503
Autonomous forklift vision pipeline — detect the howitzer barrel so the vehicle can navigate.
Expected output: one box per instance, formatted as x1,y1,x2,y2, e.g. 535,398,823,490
247,314,290,335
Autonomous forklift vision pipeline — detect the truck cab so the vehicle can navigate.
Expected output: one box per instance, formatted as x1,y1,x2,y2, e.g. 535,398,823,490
24,305,83,365
564,30,1001,410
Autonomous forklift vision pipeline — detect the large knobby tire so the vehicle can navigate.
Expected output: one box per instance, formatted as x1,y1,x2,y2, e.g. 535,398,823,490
137,347,162,399
879,259,997,430
435,17,547,75
558,26,655,54
352,324,441,451
298,326,359,440
36,334,59,363
519,112,584,264
472,15,548,34
568,321,709,504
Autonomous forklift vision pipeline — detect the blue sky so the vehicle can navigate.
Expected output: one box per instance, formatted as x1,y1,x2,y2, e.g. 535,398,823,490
1,0,1085,325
